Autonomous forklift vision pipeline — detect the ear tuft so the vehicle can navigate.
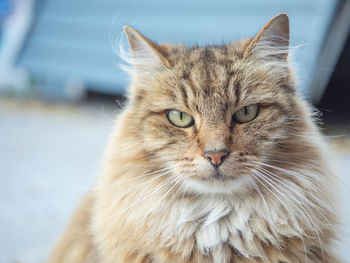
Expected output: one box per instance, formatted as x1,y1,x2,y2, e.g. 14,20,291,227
123,26,171,73
243,13,290,61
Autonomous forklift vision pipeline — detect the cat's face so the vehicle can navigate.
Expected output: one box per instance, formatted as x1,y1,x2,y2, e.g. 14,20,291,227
124,14,311,194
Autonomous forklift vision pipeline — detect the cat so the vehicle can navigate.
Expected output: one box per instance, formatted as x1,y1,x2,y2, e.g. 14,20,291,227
48,14,341,263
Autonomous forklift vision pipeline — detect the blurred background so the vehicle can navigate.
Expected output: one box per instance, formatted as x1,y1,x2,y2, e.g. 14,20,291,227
0,0,349,262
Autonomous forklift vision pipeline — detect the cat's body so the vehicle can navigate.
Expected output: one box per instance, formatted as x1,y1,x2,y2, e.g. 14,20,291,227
48,14,340,263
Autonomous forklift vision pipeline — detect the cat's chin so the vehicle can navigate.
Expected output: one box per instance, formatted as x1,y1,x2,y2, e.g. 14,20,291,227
183,174,249,195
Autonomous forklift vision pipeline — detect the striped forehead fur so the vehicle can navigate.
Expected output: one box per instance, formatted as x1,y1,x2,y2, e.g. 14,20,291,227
118,36,294,84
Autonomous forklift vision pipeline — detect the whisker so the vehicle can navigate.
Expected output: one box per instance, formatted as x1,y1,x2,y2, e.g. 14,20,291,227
254,170,313,226
252,161,324,191
253,169,325,262
253,159,336,211
257,167,326,211
103,170,176,228
113,174,182,242
249,169,301,230
246,175,274,224
110,169,173,205
94,167,173,190
117,174,178,216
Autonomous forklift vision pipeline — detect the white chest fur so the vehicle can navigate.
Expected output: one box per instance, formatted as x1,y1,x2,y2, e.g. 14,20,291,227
162,195,297,262
170,197,250,259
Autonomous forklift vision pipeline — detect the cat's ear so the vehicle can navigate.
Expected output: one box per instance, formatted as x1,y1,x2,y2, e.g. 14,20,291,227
243,13,289,61
124,26,171,73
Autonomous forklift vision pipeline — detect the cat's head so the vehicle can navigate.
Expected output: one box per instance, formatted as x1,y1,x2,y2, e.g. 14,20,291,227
121,14,317,194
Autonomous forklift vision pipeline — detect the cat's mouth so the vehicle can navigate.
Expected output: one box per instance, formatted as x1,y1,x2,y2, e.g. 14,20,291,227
200,171,236,181
185,170,248,194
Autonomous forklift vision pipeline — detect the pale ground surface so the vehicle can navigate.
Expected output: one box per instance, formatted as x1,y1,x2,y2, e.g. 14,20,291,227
0,98,349,263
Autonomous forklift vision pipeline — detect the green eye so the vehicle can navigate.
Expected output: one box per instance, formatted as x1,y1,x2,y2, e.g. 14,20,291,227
233,104,260,124
166,110,194,128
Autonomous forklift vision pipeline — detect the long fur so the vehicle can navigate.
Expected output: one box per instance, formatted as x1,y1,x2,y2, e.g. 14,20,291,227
48,14,340,263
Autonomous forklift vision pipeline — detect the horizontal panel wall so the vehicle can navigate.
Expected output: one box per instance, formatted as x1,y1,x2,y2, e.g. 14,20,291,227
17,0,337,97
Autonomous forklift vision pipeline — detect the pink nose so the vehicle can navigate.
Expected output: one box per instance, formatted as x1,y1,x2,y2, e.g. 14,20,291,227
203,150,229,167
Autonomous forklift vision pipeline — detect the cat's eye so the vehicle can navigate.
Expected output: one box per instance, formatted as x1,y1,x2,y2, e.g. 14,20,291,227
233,104,260,124
166,110,194,128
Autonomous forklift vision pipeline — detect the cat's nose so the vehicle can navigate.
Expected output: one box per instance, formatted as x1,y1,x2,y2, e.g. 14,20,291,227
203,149,229,168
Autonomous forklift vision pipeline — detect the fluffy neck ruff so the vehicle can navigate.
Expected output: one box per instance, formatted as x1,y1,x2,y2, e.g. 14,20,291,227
93,159,334,262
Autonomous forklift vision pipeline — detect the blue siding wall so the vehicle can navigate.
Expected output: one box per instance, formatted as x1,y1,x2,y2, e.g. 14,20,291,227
17,0,337,98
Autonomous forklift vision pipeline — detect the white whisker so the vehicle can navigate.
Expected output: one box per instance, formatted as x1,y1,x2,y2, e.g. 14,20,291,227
94,167,173,190
253,169,325,262
249,169,301,230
